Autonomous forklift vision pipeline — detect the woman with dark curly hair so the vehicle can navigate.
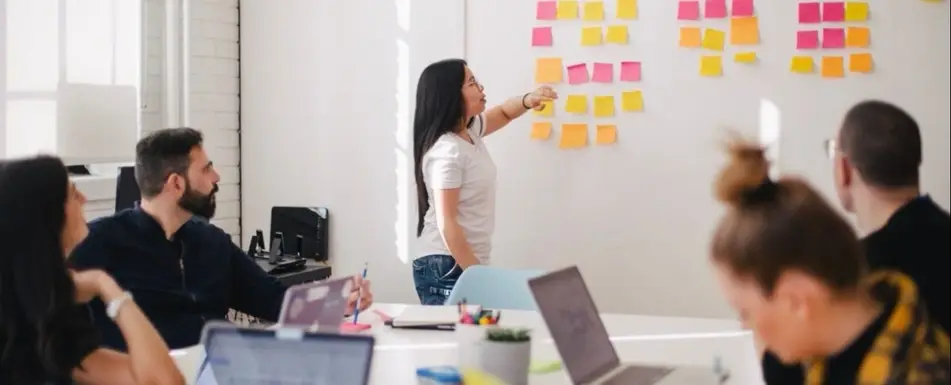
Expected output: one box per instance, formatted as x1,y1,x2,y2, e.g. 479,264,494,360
0,156,183,385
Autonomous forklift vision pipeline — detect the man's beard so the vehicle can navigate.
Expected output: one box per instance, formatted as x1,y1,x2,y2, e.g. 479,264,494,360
178,182,218,219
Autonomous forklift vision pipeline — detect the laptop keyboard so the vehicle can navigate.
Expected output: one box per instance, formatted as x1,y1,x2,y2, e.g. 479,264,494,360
602,366,675,385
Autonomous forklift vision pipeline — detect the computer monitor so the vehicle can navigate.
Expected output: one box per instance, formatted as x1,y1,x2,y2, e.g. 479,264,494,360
270,206,329,261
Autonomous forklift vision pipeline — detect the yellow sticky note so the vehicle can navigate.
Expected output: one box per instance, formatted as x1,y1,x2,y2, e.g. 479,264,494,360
583,1,605,21
734,52,757,63
535,57,563,84
581,26,603,46
594,96,615,118
701,29,726,51
559,124,588,149
596,125,617,145
534,100,555,117
530,122,553,140
729,17,759,45
621,90,644,112
821,56,844,78
557,0,579,19
844,1,869,21
846,27,870,48
679,27,702,48
617,0,638,19
606,25,629,44
849,53,873,73
700,55,722,77
790,56,814,74
565,94,588,113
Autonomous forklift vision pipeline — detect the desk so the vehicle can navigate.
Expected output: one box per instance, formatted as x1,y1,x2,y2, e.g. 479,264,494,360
173,303,764,385
254,259,332,286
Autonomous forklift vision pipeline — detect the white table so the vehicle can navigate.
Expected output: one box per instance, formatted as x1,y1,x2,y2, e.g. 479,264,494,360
171,303,764,384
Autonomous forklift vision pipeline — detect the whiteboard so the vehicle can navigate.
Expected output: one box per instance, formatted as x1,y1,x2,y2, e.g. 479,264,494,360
465,0,950,317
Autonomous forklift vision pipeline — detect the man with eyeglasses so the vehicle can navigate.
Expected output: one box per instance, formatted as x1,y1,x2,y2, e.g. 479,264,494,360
761,100,949,384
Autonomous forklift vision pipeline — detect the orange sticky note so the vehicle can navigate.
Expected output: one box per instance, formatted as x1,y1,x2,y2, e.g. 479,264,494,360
701,28,726,51
679,26,702,48
821,56,844,78
535,57,563,84
849,53,873,73
530,122,553,140
846,27,870,48
559,124,588,149
596,125,617,145
790,56,814,74
729,17,759,45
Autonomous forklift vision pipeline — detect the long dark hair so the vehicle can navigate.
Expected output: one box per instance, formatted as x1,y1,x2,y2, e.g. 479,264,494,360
413,59,468,236
0,156,81,383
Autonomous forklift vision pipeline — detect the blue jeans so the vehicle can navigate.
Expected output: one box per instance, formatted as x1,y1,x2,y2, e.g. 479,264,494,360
412,254,462,305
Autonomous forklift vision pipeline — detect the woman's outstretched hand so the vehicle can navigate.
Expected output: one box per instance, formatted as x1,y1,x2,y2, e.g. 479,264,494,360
524,85,559,110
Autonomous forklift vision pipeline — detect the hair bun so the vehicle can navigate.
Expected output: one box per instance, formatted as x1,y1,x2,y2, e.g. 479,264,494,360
714,137,771,207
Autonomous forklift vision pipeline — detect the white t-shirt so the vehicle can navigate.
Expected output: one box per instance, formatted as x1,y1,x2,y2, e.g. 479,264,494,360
416,114,497,264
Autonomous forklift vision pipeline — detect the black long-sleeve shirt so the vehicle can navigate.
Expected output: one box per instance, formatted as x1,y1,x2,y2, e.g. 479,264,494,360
69,208,288,350
761,196,950,384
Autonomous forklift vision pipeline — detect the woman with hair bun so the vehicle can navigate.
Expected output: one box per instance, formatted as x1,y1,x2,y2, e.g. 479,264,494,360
708,138,949,384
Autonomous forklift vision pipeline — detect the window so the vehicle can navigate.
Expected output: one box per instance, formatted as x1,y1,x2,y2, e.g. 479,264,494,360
3,0,143,160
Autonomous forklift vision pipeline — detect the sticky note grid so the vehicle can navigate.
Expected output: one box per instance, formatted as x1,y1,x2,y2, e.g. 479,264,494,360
677,0,761,77
793,1,873,77
531,0,644,148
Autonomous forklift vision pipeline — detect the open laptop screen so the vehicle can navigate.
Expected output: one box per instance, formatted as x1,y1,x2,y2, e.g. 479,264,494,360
196,326,374,385
529,266,620,384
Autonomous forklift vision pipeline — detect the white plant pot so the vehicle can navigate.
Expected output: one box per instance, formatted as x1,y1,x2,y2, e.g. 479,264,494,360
478,340,531,385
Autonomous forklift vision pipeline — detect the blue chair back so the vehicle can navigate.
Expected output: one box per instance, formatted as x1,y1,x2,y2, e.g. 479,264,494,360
445,266,545,310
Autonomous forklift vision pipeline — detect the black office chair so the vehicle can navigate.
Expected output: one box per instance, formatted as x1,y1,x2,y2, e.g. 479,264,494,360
115,166,141,212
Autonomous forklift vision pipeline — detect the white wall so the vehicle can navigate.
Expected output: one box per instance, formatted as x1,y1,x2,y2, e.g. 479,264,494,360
240,0,950,316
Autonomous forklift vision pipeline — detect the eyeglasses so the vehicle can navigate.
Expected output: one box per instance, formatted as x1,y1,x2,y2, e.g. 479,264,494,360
823,138,838,159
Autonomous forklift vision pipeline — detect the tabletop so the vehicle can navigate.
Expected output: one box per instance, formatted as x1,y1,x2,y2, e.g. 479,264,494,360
171,303,765,384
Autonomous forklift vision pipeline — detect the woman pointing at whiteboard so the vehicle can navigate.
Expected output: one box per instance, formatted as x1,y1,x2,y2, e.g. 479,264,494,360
412,58,557,305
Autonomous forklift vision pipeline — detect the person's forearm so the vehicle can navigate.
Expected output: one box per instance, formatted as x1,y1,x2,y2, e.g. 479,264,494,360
99,282,184,385
499,94,531,121
438,221,481,269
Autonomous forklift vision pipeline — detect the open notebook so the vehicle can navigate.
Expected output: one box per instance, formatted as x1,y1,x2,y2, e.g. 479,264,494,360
386,306,459,330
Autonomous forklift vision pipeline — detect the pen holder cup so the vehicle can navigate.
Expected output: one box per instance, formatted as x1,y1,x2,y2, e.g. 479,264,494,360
456,325,531,385
455,323,488,369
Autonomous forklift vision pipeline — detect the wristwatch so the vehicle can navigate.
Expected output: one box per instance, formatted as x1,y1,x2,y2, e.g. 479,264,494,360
106,292,133,320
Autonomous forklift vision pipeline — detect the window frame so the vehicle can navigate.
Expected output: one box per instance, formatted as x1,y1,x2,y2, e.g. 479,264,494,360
0,0,151,163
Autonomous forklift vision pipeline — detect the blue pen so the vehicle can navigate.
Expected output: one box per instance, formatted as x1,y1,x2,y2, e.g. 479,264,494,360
352,262,368,324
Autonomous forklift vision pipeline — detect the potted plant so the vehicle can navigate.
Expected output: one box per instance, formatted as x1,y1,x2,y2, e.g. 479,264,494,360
478,327,532,385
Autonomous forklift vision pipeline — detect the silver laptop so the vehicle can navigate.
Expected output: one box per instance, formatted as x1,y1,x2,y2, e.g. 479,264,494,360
528,266,730,385
195,322,375,385
278,276,352,330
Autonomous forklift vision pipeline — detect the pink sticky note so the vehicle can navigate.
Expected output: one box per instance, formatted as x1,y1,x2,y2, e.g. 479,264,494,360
567,63,589,84
620,61,642,82
536,1,557,20
731,0,754,16
677,1,701,20
705,0,727,18
532,27,553,46
822,28,845,48
822,2,844,22
592,62,614,83
796,30,820,49
340,322,372,332
798,2,821,23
